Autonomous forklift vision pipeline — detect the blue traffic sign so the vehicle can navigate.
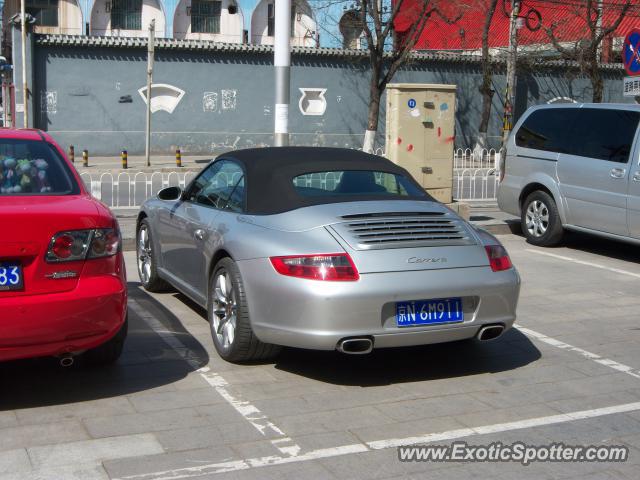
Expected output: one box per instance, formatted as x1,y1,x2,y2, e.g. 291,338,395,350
623,29,640,76
408,98,417,109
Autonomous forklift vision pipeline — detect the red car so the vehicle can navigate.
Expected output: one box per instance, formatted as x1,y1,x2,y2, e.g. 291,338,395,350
0,129,127,365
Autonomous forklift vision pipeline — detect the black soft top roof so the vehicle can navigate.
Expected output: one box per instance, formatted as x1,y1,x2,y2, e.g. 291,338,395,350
219,147,433,215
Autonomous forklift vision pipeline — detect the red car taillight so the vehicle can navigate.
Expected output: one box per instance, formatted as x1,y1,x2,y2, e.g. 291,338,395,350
485,245,512,272
46,229,121,263
270,253,359,281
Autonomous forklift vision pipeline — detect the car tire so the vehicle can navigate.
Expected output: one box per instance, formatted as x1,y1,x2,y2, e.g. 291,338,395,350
521,191,564,247
84,315,128,366
209,257,281,363
137,218,171,292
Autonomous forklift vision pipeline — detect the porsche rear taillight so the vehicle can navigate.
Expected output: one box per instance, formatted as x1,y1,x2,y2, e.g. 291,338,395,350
485,245,512,272
270,253,359,281
46,229,121,263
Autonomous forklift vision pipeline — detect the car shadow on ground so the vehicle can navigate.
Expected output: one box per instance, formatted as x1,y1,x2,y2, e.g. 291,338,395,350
168,290,541,387
0,283,209,411
560,231,640,263
273,328,541,387
518,228,640,264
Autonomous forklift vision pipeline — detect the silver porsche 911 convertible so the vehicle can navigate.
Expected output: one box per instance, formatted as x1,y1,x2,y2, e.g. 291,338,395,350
136,147,520,362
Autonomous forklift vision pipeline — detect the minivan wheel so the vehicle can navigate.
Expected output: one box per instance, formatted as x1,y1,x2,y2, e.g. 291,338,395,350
209,258,281,363
521,191,564,246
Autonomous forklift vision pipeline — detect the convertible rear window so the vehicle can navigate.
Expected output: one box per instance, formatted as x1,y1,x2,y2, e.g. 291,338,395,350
292,171,427,198
0,139,78,195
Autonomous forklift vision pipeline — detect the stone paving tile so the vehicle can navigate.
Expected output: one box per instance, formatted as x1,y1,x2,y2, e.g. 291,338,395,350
455,402,564,429
0,463,109,480
350,415,466,444
0,412,17,429
271,405,396,437
546,391,640,414
84,407,210,438
374,393,494,423
210,459,337,480
153,420,268,452
289,431,364,453
102,446,236,479
317,447,450,479
127,387,226,413
0,420,90,452
27,433,164,469
15,397,135,426
0,449,30,475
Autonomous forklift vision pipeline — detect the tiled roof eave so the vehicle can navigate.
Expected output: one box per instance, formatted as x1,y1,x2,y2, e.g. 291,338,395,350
33,34,625,71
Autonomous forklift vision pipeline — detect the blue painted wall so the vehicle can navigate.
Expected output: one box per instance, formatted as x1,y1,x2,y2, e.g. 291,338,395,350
28,35,629,155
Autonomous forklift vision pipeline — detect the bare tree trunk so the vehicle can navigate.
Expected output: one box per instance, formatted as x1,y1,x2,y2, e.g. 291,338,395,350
590,66,604,102
477,0,499,151
363,69,382,153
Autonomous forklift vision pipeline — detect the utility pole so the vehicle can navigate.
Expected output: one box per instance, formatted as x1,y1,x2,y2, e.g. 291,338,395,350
20,0,28,128
145,19,155,167
502,0,521,147
274,0,291,146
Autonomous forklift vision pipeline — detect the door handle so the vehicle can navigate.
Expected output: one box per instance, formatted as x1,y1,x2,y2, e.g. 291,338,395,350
610,168,626,179
633,171,640,182
194,229,206,241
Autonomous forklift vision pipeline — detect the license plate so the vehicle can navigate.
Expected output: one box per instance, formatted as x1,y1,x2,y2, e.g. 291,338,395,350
396,297,463,327
0,263,23,291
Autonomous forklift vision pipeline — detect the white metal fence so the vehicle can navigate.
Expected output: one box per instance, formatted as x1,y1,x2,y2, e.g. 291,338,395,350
453,148,500,203
80,147,499,208
80,171,198,209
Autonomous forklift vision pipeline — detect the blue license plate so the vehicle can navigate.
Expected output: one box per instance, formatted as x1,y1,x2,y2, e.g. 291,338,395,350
0,263,23,291
396,297,463,327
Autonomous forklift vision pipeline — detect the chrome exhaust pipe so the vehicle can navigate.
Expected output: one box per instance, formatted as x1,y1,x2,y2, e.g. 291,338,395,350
59,354,75,367
337,337,373,355
477,325,505,341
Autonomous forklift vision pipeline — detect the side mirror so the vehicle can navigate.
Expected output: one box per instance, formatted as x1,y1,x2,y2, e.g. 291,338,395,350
157,186,183,201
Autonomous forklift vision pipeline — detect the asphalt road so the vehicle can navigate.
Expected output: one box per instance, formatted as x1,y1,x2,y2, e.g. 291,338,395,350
2,232,640,479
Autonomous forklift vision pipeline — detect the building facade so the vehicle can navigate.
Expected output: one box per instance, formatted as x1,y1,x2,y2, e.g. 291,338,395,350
2,0,319,45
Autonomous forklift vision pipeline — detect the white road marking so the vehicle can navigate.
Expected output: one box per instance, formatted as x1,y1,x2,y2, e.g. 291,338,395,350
524,248,640,279
520,248,640,379
115,401,640,480
128,298,301,458
518,326,640,380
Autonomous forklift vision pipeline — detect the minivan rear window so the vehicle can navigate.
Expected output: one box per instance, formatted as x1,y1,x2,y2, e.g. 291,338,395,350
0,139,78,195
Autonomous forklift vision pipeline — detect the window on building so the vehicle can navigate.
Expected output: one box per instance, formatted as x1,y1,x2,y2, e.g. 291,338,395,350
191,0,222,34
267,3,274,36
267,2,297,37
110,0,143,31
26,0,59,28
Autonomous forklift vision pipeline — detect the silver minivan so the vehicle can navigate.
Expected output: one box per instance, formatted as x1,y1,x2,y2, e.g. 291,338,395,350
497,103,640,246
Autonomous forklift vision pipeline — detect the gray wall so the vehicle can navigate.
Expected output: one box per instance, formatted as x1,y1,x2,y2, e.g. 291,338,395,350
27,34,630,155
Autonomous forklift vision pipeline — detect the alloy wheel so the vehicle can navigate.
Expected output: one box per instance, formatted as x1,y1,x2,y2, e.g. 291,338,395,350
212,270,237,349
137,225,152,284
525,200,549,238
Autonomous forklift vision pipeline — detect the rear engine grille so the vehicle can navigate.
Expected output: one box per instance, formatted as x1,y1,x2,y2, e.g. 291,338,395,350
331,213,476,250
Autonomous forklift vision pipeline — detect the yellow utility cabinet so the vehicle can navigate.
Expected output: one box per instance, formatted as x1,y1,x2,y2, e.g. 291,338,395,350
385,83,456,203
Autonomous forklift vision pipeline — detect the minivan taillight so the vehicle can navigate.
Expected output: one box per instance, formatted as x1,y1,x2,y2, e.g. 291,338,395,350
46,229,121,263
498,148,506,183
485,245,512,272
270,253,359,281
